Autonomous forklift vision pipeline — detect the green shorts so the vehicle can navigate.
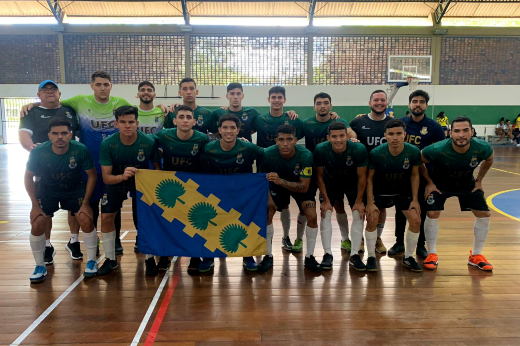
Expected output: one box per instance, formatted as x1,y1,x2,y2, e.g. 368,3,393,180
36,186,85,217
324,182,359,210
373,194,413,211
426,190,489,212
101,184,134,214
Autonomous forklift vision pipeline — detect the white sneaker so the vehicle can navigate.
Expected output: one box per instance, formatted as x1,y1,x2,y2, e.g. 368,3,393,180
30,265,47,283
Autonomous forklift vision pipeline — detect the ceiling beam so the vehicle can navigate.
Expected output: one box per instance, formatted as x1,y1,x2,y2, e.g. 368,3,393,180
45,0,64,24
308,0,317,26
434,0,453,24
181,0,190,25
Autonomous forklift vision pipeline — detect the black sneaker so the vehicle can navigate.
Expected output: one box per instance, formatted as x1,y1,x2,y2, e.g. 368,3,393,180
44,245,56,265
187,257,201,275
257,255,273,272
97,258,118,276
366,256,378,272
115,237,124,255
282,236,293,251
65,241,83,260
403,256,423,272
416,245,428,259
156,256,171,271
134,235,139,252
321,253,333,270
304,255,322,273
198,258,215,273
388,243,405,256
145,257,158,276
349,254,366,271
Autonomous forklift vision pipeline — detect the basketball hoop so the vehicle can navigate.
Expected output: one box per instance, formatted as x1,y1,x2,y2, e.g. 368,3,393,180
407,76,419,91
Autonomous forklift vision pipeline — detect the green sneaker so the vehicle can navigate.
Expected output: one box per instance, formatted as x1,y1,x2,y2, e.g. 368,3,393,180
292,238,303,253
341,239,352,253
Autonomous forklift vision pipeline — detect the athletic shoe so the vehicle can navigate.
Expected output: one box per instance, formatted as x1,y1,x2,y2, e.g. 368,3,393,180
187,257,201,275
366,257,378,272
115,237,124,255
388,243,405,256
424,253,438,270
349,254,366,271
416,245,428,259
97,258,118,276
341,239,352,253
403,257,423,272
198,258,215,273
30,265,47,283
257,255,273,272
517,143,520,147
84,260,98,277
292,238,303,253
243,257,258,271
145,257,158,276
96,236,100,257
468,251,493,271
44,245,56,265
282,237,293,251
359,238,365,253
321,253,333,270
375,237,387,254
65,241,83,260
304,255,322,273
156,257,171,271
134,235,139,252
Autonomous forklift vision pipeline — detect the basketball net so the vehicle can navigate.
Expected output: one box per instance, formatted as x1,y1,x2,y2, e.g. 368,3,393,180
407,76,419,91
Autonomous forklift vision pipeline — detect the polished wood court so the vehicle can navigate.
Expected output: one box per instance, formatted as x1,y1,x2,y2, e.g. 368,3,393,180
1,145,519,346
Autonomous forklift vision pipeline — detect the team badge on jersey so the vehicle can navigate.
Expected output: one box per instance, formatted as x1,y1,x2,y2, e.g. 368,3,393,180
66,112,72,119
236,153,244,164
470,156,478,168
302,167,313,176
293,163,300,175
191,144,199,156
403,157,410,169
346,156,353,166
69,157,77,169
101,193,108,206
420,127,428,135
242,112,248,121
197,115,204,126
284,120,289,125
426,194,435,205
137,149,145,162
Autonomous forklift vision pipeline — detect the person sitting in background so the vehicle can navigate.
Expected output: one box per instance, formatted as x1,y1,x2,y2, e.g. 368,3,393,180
496,118,505,141
512,114,520,147
503,119,514,143
436,112,449,137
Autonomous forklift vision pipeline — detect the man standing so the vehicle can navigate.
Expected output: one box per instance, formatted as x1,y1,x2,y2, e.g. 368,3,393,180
136,81,166,135
25,119,98,282
421,116,494,271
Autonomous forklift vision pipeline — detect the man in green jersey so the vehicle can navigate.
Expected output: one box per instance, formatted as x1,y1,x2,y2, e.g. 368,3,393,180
98,106,160,276
25,119,98,282
136,81,165,135
262,124,322,273
314,122,368,270
153,105,210,275
421,116,494,271
201,114,265,272
366,119,423,272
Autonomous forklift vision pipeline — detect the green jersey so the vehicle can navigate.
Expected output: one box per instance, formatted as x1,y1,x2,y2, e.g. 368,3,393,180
369,142,421,196
253,112,304,148
302,116,350,152
164,105,217,134
262,145,313,182
202,139,264,174
211,107,260,142
153,129,209,172
26,140,94,191
61,95,131,172
137,106,165,135
313,140,368,185
422,138,493,192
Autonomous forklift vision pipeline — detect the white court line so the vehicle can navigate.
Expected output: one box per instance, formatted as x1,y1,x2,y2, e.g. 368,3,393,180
10,231,129,346
130,256,178,346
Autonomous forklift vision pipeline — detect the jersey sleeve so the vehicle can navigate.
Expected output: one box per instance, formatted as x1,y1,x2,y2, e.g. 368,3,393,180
300,151,313,179
412,147,422,166
295,119,305,140
368,148,379,169
98,140,113,167
338,118,350,128
421,143,437,163
61,95,84,112
26,149,39,172
432,123,446,143
207,111,219,134
163,112,176,129
482,142,494,160
19,111,35,134
119,98,132,107
313,146,325,168
355,144,369,167
80,146,95,171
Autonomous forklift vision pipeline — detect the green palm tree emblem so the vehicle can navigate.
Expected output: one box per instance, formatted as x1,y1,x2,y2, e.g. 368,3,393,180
188,202,218,230
219,224,248,253
155,179,186,208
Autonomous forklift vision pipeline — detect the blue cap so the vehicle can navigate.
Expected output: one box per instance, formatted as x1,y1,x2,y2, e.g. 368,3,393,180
38,80,59,90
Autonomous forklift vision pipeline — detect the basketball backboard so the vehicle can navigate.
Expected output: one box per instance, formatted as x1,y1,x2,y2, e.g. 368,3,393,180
387,55,432,83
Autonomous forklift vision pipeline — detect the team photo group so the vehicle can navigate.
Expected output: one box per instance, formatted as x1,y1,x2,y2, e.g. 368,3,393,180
20,70,494,283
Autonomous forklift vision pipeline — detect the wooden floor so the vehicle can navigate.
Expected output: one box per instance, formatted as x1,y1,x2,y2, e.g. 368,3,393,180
1,145,520,346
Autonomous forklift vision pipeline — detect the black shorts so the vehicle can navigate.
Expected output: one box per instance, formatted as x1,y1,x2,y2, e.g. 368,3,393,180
101,185,135,214
37,186,85,217
325,182,359,210
373,194,413,211
270,183,316,212
426,189,489,212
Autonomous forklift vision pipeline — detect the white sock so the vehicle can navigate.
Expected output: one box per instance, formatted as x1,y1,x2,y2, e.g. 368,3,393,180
365,230,377,258
473,217,490,255
305,226,318,257
405,230,419,258
145,254,154,260
70,233,79,243
376,223,385,238
45,239,51,247
30,234,46,266
296,214,307,240
83,231,98,261
280,209,290,238
337,213,349,241
424,216,439,254
320,210,332,254
266,223,274,256
102,231,116,260
350,211,364,254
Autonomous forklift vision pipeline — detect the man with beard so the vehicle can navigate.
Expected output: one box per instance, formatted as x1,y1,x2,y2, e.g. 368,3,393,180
136,81,165,135
388,90,445,258
421,117,494,271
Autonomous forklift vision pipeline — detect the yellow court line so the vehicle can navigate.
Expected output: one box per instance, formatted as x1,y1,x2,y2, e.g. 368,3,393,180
491,167,520,176
486,188,520,222
0,221,8,224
